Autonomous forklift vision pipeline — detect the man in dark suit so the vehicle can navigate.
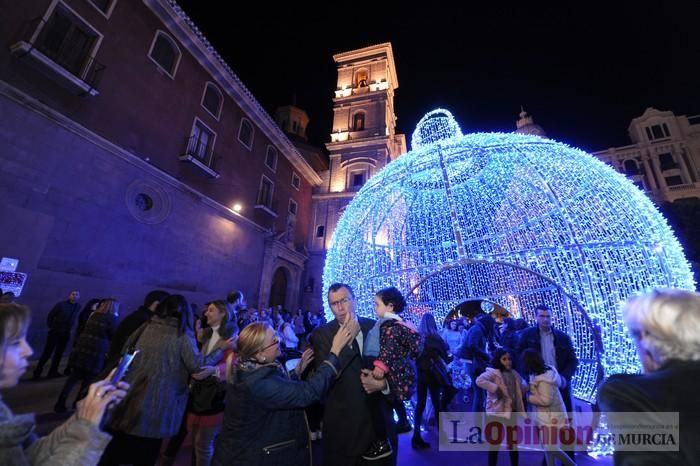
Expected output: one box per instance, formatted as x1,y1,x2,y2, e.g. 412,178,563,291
517,303,578,460
310,283,398,466
33,290,81,379
517,304,578,410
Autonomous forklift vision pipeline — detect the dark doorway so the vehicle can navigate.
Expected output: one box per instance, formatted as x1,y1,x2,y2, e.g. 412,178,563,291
269,267,289,307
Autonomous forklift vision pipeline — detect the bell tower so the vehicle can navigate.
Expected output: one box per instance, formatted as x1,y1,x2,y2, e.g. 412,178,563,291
303,43,406,312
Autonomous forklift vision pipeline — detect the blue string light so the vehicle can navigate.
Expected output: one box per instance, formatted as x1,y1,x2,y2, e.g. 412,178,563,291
324,109,695,406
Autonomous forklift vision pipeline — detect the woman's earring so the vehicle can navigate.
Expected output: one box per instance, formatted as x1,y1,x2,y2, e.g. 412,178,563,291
261,356,266,363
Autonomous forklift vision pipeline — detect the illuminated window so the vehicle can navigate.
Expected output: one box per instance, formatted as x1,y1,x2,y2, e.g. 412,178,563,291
355,69,368,87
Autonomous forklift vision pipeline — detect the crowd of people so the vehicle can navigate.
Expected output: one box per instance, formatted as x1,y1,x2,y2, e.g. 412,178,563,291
1,286,699,465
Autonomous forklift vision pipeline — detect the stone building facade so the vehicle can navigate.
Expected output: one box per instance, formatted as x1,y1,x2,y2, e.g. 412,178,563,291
0,0,321,348
593,108,700,203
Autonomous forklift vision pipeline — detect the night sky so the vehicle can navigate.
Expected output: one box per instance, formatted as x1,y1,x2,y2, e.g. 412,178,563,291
175,2,700,153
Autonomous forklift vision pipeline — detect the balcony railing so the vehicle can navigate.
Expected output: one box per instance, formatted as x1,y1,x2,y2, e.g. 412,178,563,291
179,136,220,178
10,17,106,95
667,184,692,191
254,200,278,217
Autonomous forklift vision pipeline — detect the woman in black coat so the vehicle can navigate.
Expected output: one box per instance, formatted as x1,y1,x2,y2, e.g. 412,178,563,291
412,312,455,449
54,298,118,412
212,320,357,466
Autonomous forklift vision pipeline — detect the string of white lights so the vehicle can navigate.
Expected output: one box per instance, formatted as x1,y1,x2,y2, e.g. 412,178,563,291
323,109,694,410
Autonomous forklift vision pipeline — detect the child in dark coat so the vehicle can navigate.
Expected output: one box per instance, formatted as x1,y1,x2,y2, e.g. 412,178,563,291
362,287,420,461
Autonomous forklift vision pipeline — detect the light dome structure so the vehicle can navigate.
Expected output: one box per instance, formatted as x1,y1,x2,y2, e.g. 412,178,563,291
323,109,694,401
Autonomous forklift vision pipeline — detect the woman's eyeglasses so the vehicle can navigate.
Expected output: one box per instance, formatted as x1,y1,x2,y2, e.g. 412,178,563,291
260,338,280,352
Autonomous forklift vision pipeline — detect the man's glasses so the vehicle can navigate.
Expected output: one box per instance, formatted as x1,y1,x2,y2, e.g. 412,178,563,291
260,338,280,352
329,297,352,308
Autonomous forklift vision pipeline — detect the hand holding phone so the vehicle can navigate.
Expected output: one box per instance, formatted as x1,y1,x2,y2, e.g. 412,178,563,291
110,350,139,385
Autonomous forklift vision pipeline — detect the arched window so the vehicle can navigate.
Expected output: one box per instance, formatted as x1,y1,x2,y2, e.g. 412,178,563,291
355,69,368,87
201,82,223,119
353,112,365,131
265,145,278,171
148,31,181,77
238,119,254,149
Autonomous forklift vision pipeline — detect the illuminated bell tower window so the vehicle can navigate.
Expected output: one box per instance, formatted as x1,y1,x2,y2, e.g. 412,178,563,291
355,69,368,87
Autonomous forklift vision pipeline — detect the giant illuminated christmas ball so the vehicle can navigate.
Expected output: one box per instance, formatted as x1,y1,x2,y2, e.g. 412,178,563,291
323,109,694,401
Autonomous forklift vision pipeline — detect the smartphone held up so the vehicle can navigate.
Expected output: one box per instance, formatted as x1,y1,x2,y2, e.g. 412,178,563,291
110,350,139,385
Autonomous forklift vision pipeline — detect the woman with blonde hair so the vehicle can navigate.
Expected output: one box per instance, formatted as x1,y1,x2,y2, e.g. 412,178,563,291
598,288,700,465
212,319,358,466
0,303,128,465
55,298,120,413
